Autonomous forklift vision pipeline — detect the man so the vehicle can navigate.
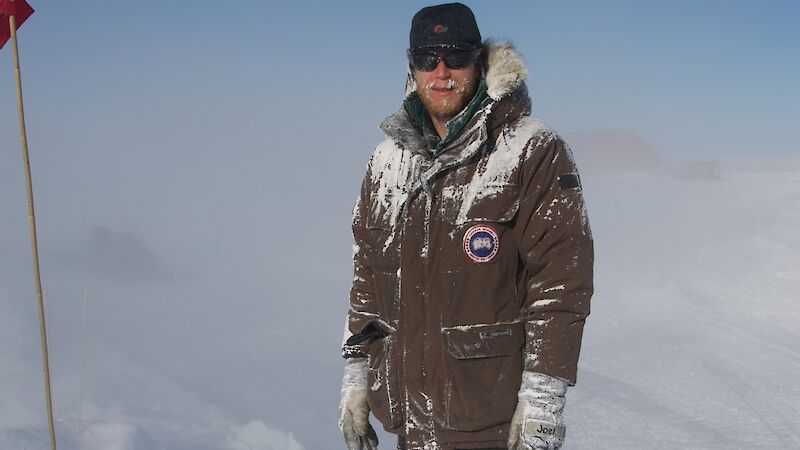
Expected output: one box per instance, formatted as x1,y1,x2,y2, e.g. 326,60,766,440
339,3,593,450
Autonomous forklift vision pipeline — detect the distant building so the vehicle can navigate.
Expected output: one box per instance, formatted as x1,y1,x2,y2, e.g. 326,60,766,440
670,161,722,180
565,129,660,177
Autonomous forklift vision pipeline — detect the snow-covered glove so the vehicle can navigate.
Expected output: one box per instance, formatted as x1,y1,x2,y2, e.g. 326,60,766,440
339,357,379,450
508,371,568,450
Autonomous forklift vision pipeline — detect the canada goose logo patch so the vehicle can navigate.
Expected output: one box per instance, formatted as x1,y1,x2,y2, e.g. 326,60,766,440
463,225,499,263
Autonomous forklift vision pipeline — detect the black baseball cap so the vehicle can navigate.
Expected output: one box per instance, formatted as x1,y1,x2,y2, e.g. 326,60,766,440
409,3,481,53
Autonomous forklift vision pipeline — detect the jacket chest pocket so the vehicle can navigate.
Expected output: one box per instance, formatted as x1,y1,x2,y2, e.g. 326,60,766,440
366,193,406,264
439,183,520,227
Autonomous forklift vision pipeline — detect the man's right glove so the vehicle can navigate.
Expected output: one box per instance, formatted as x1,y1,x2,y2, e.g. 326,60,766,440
339,357,379,450
508,371,568,450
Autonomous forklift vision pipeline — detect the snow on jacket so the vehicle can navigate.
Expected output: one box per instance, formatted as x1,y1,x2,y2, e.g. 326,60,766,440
342,41,594,450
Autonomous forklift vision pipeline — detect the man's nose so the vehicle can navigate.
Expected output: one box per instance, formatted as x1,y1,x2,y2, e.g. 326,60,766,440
434,59,450,78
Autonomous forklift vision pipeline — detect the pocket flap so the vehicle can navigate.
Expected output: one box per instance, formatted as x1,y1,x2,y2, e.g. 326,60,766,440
441,321,524,359
440,184,520,225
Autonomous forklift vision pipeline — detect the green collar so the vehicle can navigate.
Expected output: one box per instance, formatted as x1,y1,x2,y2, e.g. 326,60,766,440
405,80,489,157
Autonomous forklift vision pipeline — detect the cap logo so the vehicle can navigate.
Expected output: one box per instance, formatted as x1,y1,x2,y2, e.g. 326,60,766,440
463,225,499,263
433,24,448,33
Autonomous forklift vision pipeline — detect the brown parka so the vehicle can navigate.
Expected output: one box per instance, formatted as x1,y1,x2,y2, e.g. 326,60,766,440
342,42,594,450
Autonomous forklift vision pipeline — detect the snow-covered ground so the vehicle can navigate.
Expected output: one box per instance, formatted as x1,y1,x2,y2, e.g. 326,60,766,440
1,153,798,449
568,155,800,449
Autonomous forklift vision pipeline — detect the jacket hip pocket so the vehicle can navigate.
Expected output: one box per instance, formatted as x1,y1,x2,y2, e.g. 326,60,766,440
366,335,402,428
441,320,524,431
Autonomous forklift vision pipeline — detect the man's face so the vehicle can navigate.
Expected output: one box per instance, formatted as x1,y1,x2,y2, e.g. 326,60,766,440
412,53,479,123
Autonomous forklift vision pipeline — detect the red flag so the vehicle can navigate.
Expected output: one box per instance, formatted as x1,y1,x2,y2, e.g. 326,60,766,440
0,0,34,49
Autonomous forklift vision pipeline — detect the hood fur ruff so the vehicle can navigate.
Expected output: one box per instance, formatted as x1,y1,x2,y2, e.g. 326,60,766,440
404,41,528,101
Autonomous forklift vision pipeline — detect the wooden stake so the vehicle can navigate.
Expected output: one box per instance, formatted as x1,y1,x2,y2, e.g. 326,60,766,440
9,13,58,450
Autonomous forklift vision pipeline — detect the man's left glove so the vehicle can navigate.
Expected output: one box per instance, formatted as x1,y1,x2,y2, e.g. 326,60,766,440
339,357,379,450
508,371,568,450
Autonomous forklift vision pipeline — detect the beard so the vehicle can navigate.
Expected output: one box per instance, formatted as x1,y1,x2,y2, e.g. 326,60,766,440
418,77,478,123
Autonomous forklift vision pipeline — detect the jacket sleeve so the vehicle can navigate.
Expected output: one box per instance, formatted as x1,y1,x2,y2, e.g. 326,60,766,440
341,160,382,359
513,130,594,385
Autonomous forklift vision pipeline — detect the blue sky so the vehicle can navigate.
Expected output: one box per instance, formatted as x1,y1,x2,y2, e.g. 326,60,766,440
1,0,798,161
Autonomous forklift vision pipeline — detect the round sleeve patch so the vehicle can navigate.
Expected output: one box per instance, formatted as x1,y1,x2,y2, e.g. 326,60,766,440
463,225,500,263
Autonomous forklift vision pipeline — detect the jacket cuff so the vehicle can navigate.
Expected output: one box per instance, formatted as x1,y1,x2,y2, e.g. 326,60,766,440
341,319,395,359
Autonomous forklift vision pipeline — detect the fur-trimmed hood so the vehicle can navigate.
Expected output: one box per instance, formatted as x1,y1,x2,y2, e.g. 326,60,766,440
383,41,532,158
404,40,529,101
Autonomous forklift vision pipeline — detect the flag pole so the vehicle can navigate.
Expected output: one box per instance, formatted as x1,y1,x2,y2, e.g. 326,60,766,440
8,12,58,450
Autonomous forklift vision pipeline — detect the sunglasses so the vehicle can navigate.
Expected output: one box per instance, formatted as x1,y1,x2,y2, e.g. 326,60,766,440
407,49,481,71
